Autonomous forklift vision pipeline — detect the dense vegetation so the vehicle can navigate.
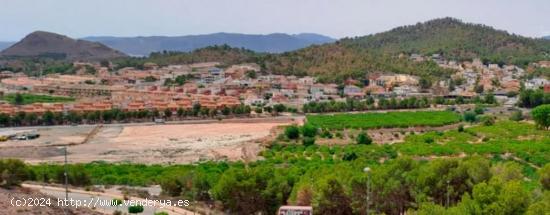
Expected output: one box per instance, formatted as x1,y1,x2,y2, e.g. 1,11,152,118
18,120,549,214
343,17,550,66
303,95,493,113
1,93,75,105
306,111,461,130
517,89,550,108
0,119,544,214
0,104,254,127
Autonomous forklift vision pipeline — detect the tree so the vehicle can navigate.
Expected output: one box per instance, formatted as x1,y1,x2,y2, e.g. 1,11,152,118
14,93,24,105
356,132,372,145
284,125,300,139
245,70,257,79
313,178,353,215
42,111,55,125
0,159,29,187
164,109,172,118
531,104,550,130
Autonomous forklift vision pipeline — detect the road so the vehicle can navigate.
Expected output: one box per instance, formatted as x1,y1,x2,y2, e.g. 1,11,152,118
22,183,196,215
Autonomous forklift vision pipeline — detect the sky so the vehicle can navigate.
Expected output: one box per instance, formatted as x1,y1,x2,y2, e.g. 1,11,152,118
1,0,549,41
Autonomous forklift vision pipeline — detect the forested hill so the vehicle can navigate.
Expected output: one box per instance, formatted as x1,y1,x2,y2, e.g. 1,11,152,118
342,17,550,65
112,18,550,83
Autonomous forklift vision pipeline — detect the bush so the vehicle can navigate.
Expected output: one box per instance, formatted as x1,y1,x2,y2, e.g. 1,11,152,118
532,104,550,130
320,129,333,139
458,124,464,132
302,137,316,147
474,105,485,115
463,111,477,123
509,110,523,121
0,159,30,187
480,115,495,126
284,125,300,139
539,164,550,190
128,205,144,214
424,137,435,144
342,152,358,161
301,124,318,138
356,132,372,145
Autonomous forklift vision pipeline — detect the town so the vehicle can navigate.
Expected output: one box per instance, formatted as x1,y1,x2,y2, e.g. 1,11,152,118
1,2,550,214
0,54,548,121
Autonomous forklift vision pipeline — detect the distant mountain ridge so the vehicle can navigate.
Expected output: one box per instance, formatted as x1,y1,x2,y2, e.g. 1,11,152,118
544,36,550,40
83,32,335,56
0,31,127,61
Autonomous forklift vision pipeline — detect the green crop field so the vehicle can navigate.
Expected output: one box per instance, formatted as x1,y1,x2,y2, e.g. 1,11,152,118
306,111,462,129
1,93,75,105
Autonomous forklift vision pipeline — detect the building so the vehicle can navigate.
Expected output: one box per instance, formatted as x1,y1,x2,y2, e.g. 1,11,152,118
278,206,312,215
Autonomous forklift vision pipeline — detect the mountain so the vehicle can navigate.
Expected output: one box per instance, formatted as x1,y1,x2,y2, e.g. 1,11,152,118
83,33,335,56
342,17,550,65
0,31,127,60
544,36,550,40
117,18,550,83
0,42,15,51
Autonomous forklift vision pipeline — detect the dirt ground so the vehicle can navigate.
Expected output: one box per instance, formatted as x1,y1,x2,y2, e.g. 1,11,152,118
0,118,297,164
0,187,102,215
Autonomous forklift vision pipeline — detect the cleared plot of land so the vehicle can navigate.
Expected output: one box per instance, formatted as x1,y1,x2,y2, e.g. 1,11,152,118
0,93,75,104
0,119,293,164
306,111,461,129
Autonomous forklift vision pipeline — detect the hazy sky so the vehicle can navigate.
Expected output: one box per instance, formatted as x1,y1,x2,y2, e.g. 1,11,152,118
1,0,549,41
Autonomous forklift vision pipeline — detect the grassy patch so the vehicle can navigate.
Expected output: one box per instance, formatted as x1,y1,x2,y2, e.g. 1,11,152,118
306,111,461,129
1,93,75,105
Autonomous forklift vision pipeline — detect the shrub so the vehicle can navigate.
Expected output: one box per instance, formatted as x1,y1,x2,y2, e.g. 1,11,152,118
356,132,372,145
301,124,318,138
128,205,144,214
302,137,316,147
481,115,495,126
539,164,550,190
335,132,343,139
532,104,550,130
474,105,485,115
284,125,300,139
424,137,435,144
463,111,477,123
320,129,333,138
458,124,464,132
509,110,523,121
342,152,358,161
0,159,30,187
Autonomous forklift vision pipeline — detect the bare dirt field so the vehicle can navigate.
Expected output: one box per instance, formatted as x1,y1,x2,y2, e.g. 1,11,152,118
0,117,299,164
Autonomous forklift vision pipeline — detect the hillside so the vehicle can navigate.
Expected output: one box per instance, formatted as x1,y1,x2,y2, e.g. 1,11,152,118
118,18,550,83
343,17,550,65
84,32,335,56
545,36,550,40
0,31,127,61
